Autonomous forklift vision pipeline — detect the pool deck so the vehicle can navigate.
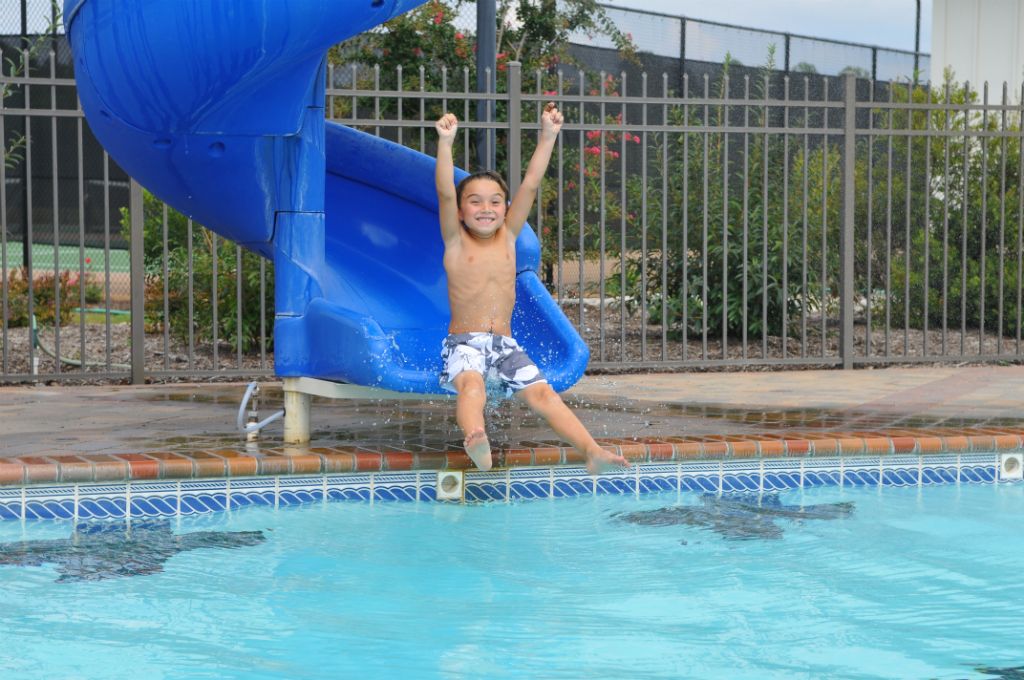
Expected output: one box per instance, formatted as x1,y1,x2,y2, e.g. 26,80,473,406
1,365,1023,485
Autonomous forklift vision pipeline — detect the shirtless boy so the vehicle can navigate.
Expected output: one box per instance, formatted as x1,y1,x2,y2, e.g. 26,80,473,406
434,104,629,474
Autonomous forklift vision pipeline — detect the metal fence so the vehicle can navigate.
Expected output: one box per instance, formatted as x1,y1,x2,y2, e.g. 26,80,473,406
1,44,272,383
3,54,1023,384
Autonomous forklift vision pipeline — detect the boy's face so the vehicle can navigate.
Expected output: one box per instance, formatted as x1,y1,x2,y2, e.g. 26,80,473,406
458,178,507,239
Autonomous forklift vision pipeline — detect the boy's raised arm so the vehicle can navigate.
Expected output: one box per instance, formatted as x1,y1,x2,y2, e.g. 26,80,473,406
435,113,461,243
506,102,564,237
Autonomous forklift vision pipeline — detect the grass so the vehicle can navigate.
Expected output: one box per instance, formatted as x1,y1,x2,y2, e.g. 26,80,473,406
1,242,130,274
78,311,130,325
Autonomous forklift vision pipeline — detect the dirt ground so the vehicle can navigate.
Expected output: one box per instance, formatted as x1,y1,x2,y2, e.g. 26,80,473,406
568,301,1024,371
0,321,272,382
2,307,1021,385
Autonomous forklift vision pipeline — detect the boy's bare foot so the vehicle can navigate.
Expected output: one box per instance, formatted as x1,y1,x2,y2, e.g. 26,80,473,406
585,446,630,475
464,428,492,471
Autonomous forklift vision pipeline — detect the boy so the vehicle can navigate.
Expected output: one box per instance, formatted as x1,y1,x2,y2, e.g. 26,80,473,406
434,104,629,474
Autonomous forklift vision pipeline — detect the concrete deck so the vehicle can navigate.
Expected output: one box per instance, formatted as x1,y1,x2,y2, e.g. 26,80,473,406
1,365,1022,484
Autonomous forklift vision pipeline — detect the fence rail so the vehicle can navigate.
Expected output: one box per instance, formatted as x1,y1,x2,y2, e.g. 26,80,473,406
582,4,930,83
2,55,1023,384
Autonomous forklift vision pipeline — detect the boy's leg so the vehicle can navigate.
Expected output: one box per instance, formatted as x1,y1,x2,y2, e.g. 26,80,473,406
515,382,628,474
453,371,491,471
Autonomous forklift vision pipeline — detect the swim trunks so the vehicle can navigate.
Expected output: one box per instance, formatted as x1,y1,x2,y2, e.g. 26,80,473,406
439,332,547,397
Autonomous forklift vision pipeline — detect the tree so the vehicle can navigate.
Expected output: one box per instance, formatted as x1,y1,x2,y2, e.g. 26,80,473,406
839,66,870,79
332,0,636,84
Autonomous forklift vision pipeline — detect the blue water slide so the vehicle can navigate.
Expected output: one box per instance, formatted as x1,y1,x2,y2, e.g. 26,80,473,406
64,0,589,393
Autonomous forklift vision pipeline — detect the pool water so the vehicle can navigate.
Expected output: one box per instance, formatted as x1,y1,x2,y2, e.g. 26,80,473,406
1,483,1021,679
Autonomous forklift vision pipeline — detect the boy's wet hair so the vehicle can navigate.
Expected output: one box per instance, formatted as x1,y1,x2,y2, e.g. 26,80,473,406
456,171,509,207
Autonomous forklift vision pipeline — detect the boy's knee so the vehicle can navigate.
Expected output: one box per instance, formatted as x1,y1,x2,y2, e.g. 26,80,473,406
521,382,559,408
454,372,486,397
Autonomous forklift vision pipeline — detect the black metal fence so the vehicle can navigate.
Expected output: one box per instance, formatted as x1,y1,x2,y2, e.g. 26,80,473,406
2,52,1022,384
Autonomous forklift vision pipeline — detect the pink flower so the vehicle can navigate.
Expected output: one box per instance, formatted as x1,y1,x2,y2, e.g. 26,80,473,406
433,10,443,24
609,150,620,159
585,146,601,156
455,32,464,40
586,130,601,140
544,90,557,96
566,181,576,190
632,134,641,143
413,47,423,57
85,257,92,265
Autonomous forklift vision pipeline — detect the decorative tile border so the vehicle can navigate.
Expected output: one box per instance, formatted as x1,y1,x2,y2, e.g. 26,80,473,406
2,429,1021,487
0,453,1015,521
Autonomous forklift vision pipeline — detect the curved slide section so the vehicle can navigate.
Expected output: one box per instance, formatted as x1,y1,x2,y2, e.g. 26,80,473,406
64,0,589,393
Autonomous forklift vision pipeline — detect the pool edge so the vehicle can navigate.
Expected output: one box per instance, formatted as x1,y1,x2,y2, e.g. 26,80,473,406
0,452,1019,521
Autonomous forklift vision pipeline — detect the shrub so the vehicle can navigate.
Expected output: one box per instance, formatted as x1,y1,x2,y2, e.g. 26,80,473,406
120,190,275,353
569,52,835,341
2,267,90,328
884,77,1023,336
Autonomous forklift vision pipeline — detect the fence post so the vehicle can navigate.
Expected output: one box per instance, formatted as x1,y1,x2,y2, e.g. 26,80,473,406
476,0,497,170
129,179,145,384
679,18,687,93
507,61,522,197
840,73,856,369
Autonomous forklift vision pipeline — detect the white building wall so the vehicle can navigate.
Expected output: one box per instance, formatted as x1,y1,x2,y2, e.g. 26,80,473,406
931,0,1024,97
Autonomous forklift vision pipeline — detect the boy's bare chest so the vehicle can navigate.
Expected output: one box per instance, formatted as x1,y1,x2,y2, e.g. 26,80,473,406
444,234,515,282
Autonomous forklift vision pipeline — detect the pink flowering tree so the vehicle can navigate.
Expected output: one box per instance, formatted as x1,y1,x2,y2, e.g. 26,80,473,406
332,1,634,87
534,72,652,284
329,1,636,148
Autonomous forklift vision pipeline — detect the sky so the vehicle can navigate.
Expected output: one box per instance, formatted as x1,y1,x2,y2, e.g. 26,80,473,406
3,0,932,56
603,0,933,53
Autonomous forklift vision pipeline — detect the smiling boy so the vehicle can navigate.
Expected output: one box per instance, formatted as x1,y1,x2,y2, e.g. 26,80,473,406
434,104,629,474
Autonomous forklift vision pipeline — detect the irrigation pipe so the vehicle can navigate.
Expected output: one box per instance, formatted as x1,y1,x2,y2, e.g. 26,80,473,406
237,381,285,437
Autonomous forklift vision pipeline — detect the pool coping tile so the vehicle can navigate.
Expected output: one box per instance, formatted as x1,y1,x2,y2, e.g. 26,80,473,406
1,427,1022,487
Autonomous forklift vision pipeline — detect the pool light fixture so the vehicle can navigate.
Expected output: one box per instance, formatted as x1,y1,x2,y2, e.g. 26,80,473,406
436,471,465,501
999,453,1022,481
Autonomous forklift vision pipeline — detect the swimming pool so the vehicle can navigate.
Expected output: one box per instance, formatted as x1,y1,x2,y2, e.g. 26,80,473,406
1,483,1020,679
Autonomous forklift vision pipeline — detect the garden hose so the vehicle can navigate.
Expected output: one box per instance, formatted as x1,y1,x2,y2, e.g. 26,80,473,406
31,314,131,371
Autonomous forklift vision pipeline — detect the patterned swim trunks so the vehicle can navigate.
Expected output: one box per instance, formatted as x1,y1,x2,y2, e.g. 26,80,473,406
439,332,547,397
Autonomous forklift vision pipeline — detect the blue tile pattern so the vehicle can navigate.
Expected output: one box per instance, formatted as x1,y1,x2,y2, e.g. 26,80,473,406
465,470,509,502
509,468,554,500
0,454,1015,521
